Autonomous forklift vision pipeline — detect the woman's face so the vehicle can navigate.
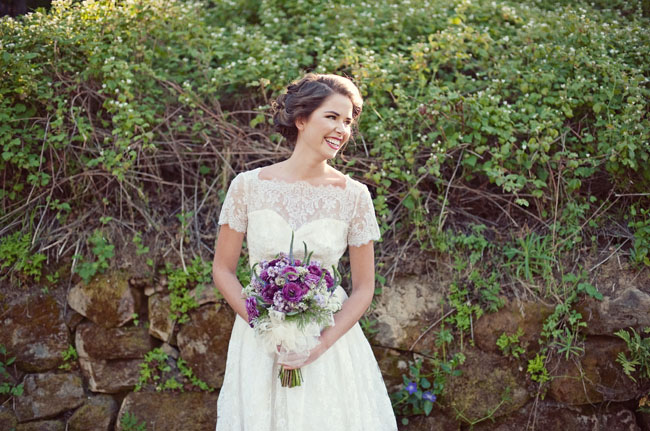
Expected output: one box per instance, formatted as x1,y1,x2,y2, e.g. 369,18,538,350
295,93,354,160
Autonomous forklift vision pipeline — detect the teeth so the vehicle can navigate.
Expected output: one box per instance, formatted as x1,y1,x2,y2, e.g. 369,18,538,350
325,138,340,148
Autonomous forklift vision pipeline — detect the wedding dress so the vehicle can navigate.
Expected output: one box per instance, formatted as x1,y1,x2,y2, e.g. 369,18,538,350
215,167,397,431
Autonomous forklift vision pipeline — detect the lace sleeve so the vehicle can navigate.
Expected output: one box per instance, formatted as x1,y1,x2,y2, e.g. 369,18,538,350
347,184,381,247
218,172,247,233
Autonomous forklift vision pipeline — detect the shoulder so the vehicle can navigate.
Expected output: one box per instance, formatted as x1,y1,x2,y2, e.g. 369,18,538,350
230,167,261,184
345,174,372,195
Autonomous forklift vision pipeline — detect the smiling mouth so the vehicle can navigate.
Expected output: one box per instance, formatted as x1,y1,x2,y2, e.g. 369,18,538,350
325,137,341,150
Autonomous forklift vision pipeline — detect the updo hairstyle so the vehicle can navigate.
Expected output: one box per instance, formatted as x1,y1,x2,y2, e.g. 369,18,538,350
272,73,363,143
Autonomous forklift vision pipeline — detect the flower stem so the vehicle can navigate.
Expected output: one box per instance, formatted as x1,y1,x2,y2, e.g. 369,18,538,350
279,366,303,388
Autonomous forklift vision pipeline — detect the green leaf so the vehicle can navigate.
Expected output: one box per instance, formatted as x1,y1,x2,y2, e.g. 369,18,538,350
424,400,433,416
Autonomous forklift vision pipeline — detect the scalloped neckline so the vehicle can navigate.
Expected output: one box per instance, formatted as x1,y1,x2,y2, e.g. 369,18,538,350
254,167,349,191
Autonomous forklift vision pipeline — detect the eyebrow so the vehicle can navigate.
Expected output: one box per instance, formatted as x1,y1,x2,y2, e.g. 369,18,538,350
324,110,352,120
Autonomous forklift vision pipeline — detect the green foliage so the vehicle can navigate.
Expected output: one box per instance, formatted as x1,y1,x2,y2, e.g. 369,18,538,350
445,281,484,348
453,387,512,426
0,0,646,287
629,205,650,267
162,257,217,323
135,348,169,392
74,230,115,283
0,231,46,284
0,345,24,398
359,316,380,340
615,327,650,382
136,347,214,393
538,272,602,360
437,226,504,341
236,251,251,289
503,233,556,291
496,328,525,359
120,412,147,431
132,232,150,257
58,344,78,370
391,353,465,424
526,353,550,384
444,267,504,348
177,357,213,392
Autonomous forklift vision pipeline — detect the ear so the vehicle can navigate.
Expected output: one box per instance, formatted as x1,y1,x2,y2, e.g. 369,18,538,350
295,116,306,131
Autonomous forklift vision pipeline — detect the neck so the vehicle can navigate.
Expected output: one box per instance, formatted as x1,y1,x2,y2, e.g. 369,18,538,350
283,140,331,180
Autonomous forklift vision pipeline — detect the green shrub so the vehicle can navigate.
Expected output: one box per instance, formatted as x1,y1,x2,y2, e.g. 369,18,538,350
0,345,24,398
136,347,214,392
120,412,147,431
1,0,647,280
162,257,217,323
629,205,650,267
615,327,650,382
73,229,115,283
497,328,526,359
0,231,46,284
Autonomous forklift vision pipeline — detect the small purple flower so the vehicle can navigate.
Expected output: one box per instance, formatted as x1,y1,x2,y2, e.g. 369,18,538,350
423,391,436,402
293,259,302,266
282,266,299,282
282,282,306,303
313,293,325,306
260,269,270,281
304,273,321,287
405,381,417,395
245,297,259,326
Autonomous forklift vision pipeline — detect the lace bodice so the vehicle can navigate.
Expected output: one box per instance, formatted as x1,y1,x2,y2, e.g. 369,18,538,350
218,167,380,269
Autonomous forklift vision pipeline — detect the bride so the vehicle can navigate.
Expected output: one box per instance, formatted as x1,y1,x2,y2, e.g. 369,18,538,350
212,73,397,430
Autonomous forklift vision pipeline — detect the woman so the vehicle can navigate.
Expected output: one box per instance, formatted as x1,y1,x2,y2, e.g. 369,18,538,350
213,73,397,430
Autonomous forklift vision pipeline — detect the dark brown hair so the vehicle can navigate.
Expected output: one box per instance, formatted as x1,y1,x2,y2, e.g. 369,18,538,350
272,73,363,143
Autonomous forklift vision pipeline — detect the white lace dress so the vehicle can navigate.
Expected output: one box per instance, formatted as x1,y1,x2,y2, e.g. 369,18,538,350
215,167,397,431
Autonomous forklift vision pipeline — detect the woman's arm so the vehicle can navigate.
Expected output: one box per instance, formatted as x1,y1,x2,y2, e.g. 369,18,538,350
281,240,376,369
212,224,248,320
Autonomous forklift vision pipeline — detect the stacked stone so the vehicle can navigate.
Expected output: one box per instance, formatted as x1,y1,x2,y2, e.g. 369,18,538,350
0,271,232,430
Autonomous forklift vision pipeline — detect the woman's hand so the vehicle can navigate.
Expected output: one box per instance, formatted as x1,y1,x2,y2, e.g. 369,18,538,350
279,341,327,370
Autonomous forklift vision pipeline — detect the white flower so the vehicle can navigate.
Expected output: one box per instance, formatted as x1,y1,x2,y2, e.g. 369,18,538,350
269,309,285,322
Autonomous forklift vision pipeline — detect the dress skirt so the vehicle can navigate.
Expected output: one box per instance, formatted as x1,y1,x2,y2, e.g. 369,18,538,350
216,287,398,431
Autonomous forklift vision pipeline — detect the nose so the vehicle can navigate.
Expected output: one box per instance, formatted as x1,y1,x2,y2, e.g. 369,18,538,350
335,121,349,135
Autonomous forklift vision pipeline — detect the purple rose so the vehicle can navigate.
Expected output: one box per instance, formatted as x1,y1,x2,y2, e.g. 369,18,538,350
282,266,299,282
323,270,335,290
282,282,306,303
307,264,323,277
245,297,259,326
261,284,278,303
260,270,270,281
293,259,302,266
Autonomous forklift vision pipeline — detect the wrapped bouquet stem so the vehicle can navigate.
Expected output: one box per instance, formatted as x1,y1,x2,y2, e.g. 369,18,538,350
242,233,342,388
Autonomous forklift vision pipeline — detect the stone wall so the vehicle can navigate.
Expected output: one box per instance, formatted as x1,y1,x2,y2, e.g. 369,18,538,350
0,263,648,431
0,271,227,431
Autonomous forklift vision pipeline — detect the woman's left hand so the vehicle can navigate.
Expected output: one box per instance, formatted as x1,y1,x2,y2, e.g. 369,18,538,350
279,341,326,370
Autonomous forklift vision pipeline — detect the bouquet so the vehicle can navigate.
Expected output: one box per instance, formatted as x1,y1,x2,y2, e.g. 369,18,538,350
242,233,342,387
